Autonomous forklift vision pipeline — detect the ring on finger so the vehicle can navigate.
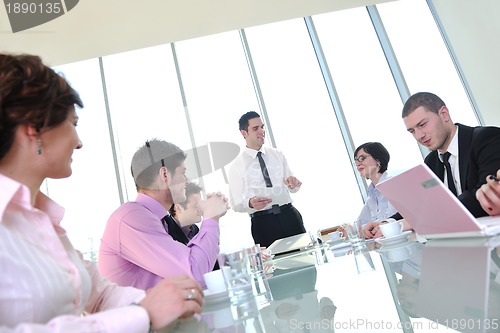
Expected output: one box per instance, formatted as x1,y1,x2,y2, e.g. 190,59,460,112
187,288,196,301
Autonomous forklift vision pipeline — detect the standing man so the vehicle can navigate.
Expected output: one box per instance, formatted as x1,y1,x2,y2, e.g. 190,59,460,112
99,139,229,289
364,92,500,238
228,111,306,248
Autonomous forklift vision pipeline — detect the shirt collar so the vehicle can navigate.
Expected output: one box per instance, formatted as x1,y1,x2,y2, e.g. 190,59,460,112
368,171,389,194
438,126,459,161
0,173,65,226
244,146,267,159
448,126,459,157
135,193,169,219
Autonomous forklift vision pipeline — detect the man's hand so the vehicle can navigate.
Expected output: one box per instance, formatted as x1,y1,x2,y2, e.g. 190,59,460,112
477,170,500,216
363,221,383,239
139,275,203,331
284,176,302,189
198,192,229,221
250,196,272,210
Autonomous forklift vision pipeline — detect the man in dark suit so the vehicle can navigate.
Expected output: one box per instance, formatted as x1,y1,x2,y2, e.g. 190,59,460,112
165,181,220,270
402,92,500,217
164,181,203,245
364,92,500,238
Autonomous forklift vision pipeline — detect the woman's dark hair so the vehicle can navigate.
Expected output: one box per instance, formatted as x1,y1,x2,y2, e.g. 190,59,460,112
0,54,83,160
354,142,390,174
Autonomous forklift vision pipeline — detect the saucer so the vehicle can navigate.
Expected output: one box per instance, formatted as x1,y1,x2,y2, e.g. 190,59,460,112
376,239,417,252
203,289,230,303
375,231,412,246
326,237,346,246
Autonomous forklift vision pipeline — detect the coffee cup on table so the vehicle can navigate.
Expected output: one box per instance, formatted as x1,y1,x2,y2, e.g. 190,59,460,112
379,220,403,238
328,230,343,241
203,269,227,294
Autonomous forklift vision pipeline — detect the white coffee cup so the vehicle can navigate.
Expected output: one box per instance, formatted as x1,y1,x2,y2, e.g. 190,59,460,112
203,269,227,294
379,221,403,238
328,230,343,241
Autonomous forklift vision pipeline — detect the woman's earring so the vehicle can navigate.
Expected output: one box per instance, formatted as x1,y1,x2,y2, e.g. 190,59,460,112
37,138,43,155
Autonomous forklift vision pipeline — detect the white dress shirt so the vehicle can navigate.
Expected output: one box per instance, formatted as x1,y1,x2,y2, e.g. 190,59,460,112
228,146,299,214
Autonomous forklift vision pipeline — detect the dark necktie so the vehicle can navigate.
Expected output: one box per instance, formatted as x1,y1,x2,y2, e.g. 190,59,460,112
257,151,273,188
441,152,457,196
161,215,189,245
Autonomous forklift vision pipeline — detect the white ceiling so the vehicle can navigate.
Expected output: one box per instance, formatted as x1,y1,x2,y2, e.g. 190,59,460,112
0,0,394,66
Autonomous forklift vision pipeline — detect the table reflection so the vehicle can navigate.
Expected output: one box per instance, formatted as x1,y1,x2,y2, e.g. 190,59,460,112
261,265,336,332
160,236,500,333
382,236,500,333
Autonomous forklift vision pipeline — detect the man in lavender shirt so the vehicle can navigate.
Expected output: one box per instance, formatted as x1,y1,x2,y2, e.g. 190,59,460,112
99,139,229,289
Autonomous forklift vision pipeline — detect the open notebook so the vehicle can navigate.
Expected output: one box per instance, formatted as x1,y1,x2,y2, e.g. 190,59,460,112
376,164,500,239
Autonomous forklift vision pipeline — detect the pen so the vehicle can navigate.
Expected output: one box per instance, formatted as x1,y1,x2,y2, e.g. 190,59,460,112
488,175,500,183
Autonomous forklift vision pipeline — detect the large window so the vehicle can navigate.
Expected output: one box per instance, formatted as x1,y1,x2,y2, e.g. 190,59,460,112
43,0,480,258
377,0,479,126
245,18,364,229
51,59,119,257
174,31,262,250
102,45,191,202
313,7,423,174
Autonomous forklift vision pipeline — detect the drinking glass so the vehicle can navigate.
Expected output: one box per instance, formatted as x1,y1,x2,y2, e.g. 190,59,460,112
218,249,254,304
343,220,365,247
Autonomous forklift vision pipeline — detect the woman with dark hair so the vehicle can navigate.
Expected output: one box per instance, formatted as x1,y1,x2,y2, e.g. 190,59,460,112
0,53,202,332
354,142,397,225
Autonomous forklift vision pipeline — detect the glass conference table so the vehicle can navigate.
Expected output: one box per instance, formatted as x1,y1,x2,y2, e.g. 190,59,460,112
161,234,500,333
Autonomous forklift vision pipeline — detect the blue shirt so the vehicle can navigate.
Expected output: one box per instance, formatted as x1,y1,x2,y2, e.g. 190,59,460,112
357,171,397,225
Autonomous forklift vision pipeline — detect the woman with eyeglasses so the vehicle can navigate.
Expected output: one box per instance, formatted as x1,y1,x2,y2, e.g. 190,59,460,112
0,53,203,332
353,142,397,226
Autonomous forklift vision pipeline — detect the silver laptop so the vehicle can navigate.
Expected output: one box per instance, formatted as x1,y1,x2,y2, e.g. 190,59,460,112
267,233,313,256
376,164,500,239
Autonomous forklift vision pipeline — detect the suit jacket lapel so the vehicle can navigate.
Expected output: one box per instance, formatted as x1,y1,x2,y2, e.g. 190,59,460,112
456,123,474,192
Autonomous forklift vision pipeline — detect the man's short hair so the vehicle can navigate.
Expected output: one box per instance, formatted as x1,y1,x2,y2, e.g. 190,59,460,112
131,139,186,190
402,92,446,118
168,182,203,217
238,111,261,131
354,142,390,174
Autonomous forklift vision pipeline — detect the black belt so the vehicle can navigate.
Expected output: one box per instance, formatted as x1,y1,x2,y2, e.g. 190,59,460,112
250,203,292,218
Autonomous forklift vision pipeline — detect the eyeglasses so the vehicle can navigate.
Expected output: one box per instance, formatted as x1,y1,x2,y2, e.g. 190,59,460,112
354,154,371,163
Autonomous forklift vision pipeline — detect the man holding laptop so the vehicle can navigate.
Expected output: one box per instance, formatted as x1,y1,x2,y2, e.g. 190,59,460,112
364,92,500,238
